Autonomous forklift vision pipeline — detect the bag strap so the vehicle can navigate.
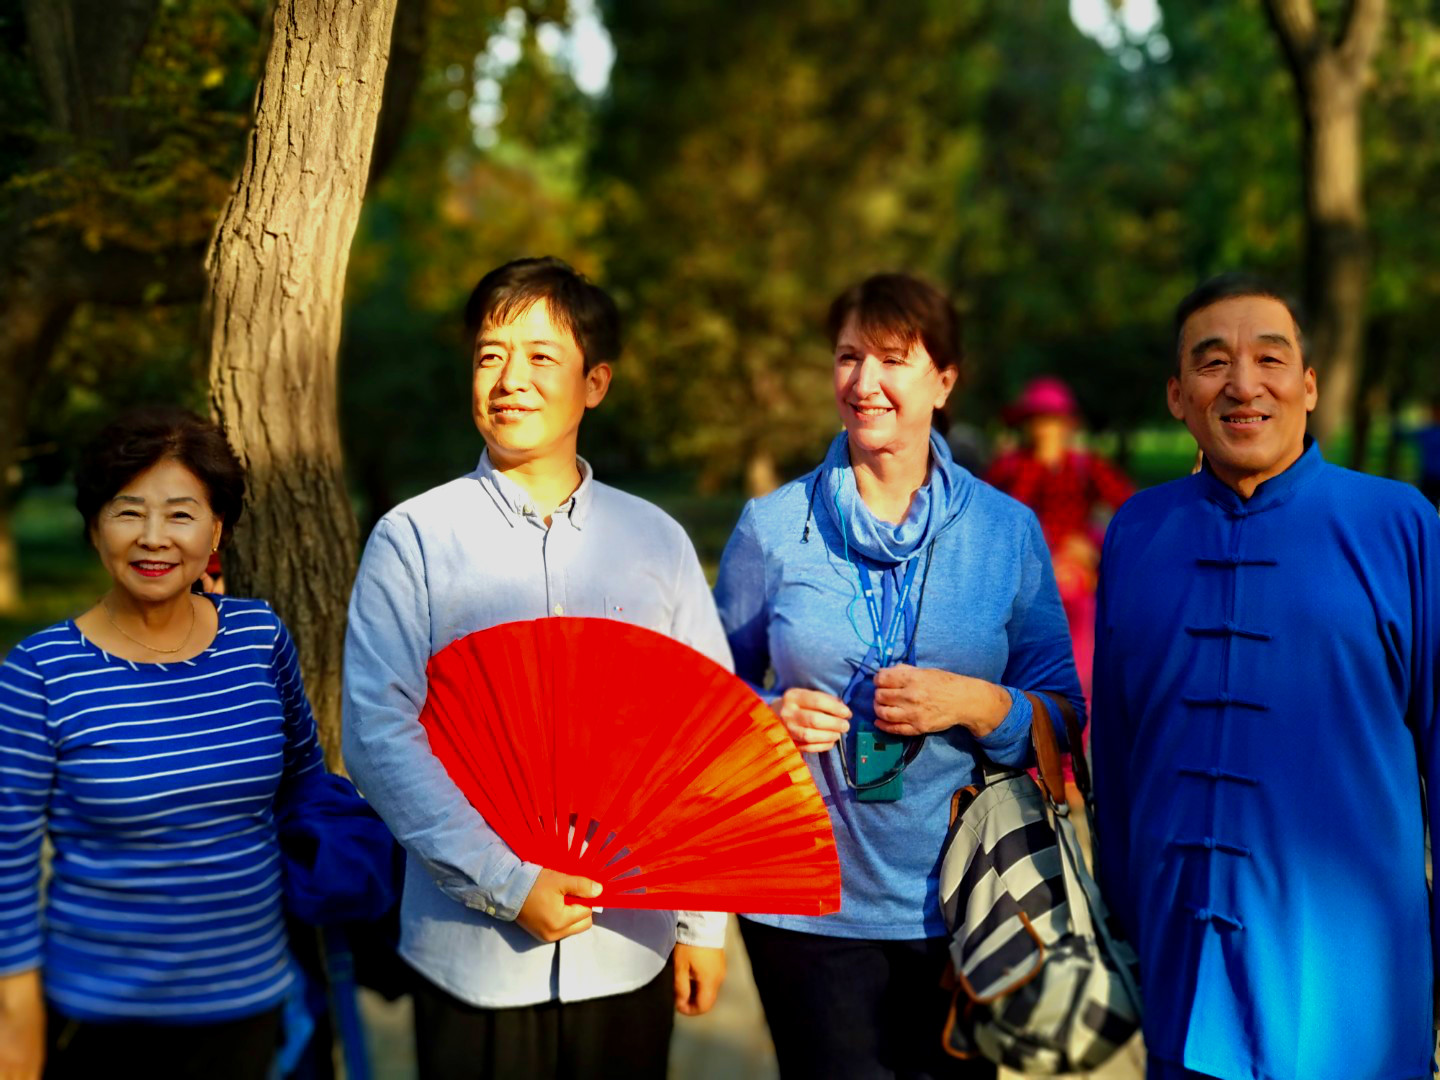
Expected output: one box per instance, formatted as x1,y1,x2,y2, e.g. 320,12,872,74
1022,691,1086,807
1040,689,1090,797
1022,692,1064,806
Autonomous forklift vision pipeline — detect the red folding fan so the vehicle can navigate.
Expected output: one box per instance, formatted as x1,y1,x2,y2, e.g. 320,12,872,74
416,617,841,916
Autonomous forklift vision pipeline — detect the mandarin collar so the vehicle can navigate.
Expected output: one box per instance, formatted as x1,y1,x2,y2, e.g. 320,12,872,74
472,450,595,529
1199,437,1323,516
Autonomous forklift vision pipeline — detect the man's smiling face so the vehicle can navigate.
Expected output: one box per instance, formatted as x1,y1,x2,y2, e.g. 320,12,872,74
470,298,610,469
1168,293,1317,498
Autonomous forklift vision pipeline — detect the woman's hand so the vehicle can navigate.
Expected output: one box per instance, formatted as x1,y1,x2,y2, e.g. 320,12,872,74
873,665,1011,739
672,944,726,1016
0,969,43,1080
776,688,851,753
515,868,603,943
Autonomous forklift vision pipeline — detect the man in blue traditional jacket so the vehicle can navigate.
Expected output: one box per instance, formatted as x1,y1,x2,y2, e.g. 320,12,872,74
1091,272,1440,1080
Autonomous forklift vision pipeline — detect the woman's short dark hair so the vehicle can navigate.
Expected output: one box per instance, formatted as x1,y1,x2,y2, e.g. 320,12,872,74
75,407,246,547
1173,272,1306,366
463,256,621,372
826,273,963,430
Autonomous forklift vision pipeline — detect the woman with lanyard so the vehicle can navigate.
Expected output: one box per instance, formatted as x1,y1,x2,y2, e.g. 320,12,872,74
714,273,1083,1080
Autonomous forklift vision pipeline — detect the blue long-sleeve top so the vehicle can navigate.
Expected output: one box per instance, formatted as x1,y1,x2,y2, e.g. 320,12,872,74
714,437,1083,939
0,598,322,1022
1091,441,1440,1080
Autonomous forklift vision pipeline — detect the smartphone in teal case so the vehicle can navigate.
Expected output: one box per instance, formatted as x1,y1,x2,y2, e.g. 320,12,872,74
856,731,904,802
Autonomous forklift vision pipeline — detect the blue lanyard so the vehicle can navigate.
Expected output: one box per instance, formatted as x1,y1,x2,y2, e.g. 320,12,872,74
856,556,920,670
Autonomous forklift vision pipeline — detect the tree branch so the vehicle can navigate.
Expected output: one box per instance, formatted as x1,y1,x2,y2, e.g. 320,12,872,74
1335,0,1387,80
368,0,427,188
1263,0,1321,70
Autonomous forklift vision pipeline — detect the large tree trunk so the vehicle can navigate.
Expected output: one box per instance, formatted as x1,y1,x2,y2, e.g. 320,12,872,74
1264,0,1386,453
205,0,398,763
1302,71,1371,456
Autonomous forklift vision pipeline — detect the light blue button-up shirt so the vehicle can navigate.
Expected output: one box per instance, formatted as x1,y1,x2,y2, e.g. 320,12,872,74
342,452,731,1008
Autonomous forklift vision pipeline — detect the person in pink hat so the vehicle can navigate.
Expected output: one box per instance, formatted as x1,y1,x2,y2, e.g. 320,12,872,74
985,376,1132,704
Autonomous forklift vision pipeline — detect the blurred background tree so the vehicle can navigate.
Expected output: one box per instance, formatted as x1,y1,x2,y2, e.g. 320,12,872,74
3,0,1439,641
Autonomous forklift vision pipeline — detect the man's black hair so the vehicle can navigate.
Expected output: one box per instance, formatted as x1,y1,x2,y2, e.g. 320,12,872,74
1172,272,1306,367
463,256,620,372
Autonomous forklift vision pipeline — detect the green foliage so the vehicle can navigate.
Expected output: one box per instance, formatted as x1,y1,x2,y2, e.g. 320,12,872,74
1367,0,1440,400
0,486,110,651
592,0,1000,486
340,0,606,527
585,0,1437,485
2,0,264,250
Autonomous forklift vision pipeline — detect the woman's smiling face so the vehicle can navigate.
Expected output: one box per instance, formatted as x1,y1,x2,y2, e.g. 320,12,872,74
833,313,957,458
92,458,222,605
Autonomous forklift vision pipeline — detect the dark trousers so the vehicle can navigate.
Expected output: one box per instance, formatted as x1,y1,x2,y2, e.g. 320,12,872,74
412,959,674,1080
44,1004,281,1080
741,918,996,1080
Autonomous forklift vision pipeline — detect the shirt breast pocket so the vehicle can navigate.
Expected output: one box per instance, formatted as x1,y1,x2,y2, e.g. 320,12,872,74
602,594,671,637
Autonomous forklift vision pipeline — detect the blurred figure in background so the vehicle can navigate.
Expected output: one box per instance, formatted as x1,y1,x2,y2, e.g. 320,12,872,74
985,377,1132,703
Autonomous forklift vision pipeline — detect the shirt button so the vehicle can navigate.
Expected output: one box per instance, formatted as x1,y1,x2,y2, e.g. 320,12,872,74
553,604,564,616
485,905,496,916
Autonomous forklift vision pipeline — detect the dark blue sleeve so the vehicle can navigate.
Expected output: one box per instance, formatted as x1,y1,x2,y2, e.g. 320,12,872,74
269,612,324,782
1090,520,1136,940
0,646,52,974
1408,504,1440,999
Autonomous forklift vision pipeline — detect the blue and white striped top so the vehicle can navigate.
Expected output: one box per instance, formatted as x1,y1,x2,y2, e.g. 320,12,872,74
0,596,323,1022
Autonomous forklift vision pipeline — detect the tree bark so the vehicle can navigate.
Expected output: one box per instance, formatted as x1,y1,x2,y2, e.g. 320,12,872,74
205,0,398,763
1263,0,1386,451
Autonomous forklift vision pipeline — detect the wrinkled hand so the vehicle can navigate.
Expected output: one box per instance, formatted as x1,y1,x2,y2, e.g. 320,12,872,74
0,969,43,1080
672,944,726,1016
776,688,851,753
515,868,603,943
873,665,1010,739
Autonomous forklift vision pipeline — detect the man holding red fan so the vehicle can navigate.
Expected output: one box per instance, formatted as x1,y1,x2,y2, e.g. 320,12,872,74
342,257,730,1079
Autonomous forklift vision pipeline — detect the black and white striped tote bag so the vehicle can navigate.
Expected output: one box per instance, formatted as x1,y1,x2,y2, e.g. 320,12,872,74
939,692,1141,1073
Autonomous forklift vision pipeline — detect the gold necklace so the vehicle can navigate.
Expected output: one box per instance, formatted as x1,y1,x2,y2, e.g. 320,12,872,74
102,596,196,655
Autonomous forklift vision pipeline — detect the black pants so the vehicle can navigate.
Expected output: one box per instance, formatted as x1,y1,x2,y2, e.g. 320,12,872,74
741,918,996,1080
412,959,674,1080
44,1004,281,1080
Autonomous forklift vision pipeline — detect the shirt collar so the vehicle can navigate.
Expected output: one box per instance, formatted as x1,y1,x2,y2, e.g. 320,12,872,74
1199,436,1323,515
472,450,595,529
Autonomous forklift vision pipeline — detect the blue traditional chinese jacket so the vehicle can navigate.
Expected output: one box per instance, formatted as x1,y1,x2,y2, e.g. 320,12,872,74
1091,441,1440,1080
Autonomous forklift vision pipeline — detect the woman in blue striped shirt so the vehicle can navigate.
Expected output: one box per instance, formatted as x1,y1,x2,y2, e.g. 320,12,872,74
0,408,323,1079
